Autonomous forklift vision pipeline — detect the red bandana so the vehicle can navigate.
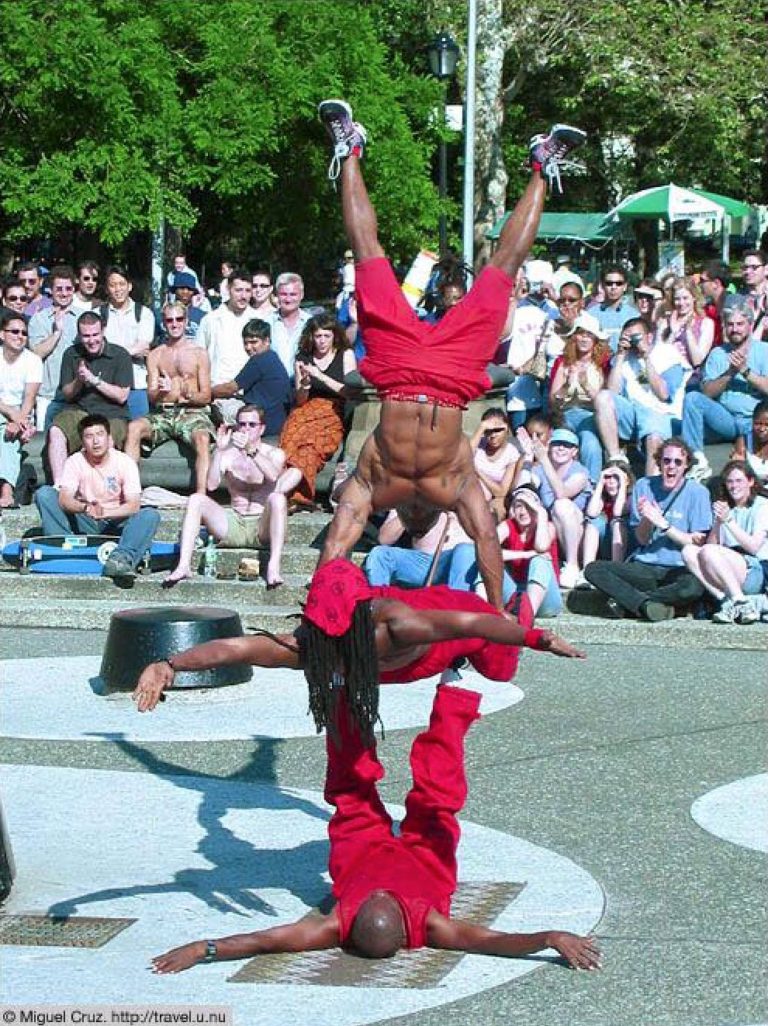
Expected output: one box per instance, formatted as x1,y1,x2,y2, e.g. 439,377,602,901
304,559,375,636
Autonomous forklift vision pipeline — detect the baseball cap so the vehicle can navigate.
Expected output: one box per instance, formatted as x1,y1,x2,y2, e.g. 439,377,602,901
170,272,197,291
549,428,580,448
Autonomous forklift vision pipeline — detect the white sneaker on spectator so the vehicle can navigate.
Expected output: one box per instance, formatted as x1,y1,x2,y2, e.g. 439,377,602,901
688,451,712,483
573,571,594,589
734,598,759,624
559,564,580,589
712,597,737,623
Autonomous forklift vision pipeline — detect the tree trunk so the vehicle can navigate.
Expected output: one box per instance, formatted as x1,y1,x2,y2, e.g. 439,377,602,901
472,0,508,269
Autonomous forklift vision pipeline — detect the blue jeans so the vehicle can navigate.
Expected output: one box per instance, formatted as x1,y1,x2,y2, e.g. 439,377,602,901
34,485,160,568
562,407,602,482
365,543,515,604
681,391,752,452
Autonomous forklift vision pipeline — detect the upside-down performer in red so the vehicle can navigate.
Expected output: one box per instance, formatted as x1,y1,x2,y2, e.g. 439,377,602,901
133,559,584,726
151,680,600,973
314,99,586,609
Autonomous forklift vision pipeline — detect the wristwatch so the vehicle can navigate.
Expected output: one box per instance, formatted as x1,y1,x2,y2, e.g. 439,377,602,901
743,367,752,382
203,939,218,962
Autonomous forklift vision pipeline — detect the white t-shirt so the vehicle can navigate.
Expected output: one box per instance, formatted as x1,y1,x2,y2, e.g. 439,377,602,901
103,301,156,389
0,348,43,408
620,342,690,417
197,304,254,384
474,441,519,485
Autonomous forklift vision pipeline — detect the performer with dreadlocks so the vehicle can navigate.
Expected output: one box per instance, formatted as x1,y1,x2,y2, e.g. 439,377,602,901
150,680,601,974
314,99,586,609
133,559,584,727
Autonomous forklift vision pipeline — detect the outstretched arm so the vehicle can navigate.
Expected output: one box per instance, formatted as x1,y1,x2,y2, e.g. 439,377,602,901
426,912,601,971
383,604,585,659
152,912,340,974
133,632,301,712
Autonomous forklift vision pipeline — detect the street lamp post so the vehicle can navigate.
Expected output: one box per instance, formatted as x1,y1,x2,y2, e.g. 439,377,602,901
427,32,459,256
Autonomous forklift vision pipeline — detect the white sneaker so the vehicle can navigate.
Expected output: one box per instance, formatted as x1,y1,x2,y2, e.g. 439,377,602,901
734,598,759,625
712,598,736,623
688,452,712,483
559,564,581,590
573,571,594,590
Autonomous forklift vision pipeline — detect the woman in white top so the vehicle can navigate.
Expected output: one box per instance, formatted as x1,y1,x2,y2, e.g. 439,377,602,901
470,407,520,522
681,460,768,624
653,276,713,372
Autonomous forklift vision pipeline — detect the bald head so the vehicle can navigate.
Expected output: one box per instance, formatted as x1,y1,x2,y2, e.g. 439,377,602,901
347,891,406,959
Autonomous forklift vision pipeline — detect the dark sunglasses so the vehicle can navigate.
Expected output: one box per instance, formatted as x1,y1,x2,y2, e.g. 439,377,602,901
661,456,685,466
483,427,506,436
164,316,185,323
6,293,26,302
604,279,625,286
80,274,99,282
4,327,28,336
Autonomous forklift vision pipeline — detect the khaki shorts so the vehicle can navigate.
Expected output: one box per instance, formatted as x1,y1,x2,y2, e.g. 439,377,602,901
221,510,264,548
149,407,214,447
53,409,128,452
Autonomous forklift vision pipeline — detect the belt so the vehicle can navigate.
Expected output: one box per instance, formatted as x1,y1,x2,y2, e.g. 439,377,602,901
382,390,465,410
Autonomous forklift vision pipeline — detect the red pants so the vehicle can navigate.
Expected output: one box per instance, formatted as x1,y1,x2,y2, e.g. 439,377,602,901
356,258,514,406
325,685,481,948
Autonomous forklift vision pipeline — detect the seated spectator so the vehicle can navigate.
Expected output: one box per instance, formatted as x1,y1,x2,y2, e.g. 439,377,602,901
1,281,29,319
633,279,664,331
198,267,255,420
584,436,712,620
47,311,133,484
34,414,160,586
699,261,730,347
101,265,156,420
28,264,80,429
167,273,206,341
497,484,562,618
211,319,291,438
0,313,41,507
738,250,767,342
124,302,213,494
18,261,52,318
593,317,689,476
523,425,591,590
733,400,768,494
549,312,609,483
163,406,286,588
72,261,101,315
653,276,713,377
268,272,311,377
681,460,767,624
682,304,768,482
364,504,514,598
579,461,634,583
502,273,552,429
276,314,356,514
250,269,277,319
586,265,639,351
470,407,519,522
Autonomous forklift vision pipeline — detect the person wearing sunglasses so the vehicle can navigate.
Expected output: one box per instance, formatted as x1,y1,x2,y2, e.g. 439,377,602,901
1,279,29,318
586,265,639,353
0,312,41,507
469,407,520,522
72,261,101,314
17,261,51,318
584,436,712,620
167,272,206,341
738,250,767,342
27,265,81,430
124,302,213,495
162,403,287,589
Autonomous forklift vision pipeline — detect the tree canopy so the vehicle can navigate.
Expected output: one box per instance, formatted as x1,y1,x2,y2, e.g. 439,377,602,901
0,0,764,281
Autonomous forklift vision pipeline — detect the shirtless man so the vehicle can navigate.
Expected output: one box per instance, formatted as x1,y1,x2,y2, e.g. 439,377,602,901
162,404,287,588
125,302,213,493
316,100,586,610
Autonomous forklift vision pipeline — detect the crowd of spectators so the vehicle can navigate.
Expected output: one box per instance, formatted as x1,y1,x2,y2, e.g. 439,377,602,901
1,247,766,625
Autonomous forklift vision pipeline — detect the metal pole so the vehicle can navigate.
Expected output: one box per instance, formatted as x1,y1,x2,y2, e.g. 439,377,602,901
462,0,477,273
438,136,448,255
151,217,165,316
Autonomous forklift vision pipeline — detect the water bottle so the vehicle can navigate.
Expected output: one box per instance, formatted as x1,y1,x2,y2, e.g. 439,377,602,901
202,535,218,579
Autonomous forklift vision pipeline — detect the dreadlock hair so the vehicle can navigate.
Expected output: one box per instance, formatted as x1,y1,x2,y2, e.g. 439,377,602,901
300,601,381,740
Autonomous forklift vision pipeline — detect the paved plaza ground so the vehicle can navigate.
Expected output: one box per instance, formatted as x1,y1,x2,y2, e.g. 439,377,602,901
1,624,766,1026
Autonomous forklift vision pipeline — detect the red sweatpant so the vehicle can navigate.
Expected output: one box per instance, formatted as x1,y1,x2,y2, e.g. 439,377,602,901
325,685,481,946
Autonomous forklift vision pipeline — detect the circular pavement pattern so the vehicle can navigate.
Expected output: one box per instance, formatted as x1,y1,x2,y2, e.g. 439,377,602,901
0,655,524,741
1,764,604,1024
690,773,768,854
